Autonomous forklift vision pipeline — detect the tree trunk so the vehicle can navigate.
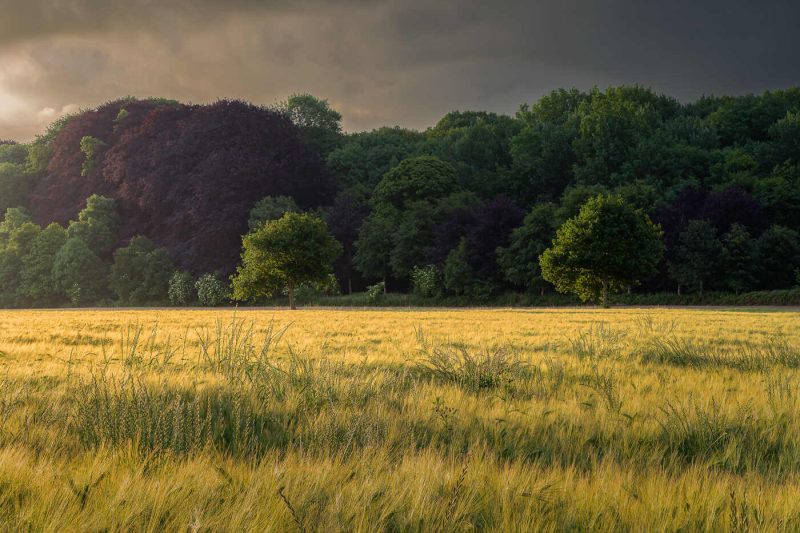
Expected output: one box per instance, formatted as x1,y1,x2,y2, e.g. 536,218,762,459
383,275,387,295
288,282,296,310
601,278,609,309
677,285,681,296
540,286,545,297
347,273,352,295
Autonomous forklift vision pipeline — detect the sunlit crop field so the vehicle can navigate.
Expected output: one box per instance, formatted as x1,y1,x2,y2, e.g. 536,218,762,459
0,307,799,531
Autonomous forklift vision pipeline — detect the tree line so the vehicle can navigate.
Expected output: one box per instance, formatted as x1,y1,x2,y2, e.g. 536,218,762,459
319,87,800,299
1,86,800,307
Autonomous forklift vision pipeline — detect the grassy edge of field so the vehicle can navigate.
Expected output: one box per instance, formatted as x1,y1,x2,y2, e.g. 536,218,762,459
245,288,800,309
5,288,800,311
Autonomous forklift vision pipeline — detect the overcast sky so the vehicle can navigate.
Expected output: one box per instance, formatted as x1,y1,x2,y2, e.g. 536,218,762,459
1,0,799,141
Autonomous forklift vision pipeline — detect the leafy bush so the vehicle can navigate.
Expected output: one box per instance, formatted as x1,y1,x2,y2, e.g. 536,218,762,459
168,271,195,306
410,264,440,297
294,274,341,302
366,282,385,303
195,273,229,307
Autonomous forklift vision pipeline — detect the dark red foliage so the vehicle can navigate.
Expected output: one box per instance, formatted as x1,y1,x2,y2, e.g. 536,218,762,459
427,207,477,265
28,99,336,274
428,195,524,282
655,185,765,260
464,195,525,280
654,186,708,257
700,187,765,236
324,188,371,293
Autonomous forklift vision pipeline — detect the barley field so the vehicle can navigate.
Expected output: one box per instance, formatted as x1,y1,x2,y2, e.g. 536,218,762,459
0,308,798,531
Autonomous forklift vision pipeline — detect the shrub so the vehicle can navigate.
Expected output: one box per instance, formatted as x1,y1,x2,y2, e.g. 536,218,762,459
294,273,341,302
195,273,229,307
168,271,195,306
366,282,385,303
410,264,440,297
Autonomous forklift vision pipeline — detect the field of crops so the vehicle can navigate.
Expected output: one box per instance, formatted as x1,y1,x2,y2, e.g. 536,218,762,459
0,308,799,531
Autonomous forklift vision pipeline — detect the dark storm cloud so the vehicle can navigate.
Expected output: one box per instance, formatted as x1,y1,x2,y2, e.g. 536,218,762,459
1,0,799,140
0,0,374,44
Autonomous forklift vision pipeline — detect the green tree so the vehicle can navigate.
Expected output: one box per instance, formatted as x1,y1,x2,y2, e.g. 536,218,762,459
427,111,521,198
326,127,428,190
753,162,800,229
769,111,800,165
720,224,759,294
67,195,120,256
517,88,588,125
0,163,32,215
0,214,40,307
52,237,109,305
365,157,462,282
443,238,475,296
497,203,559,294
25,114,74,174
353,210,395,291
0,249,20,307
708,147,759,190
573,87,679,185
509,90,587,202
540,195,663,307
509,122,577,202
248,196,299,231
373,156,459,210
232,212,341,309
389,201,438,279
19,223,68,304
557,183,610,220
757,225,800,290
0,143,28,165
110,236,174,304
277,94,343,157
168,271,195,306
0,207,32,246
79,136,106,176
195,274,229,307
668,220,724,296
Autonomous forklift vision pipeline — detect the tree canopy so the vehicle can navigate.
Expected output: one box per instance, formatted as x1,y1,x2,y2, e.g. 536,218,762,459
3,85,800,307
540,195,663,306
232,212,341,309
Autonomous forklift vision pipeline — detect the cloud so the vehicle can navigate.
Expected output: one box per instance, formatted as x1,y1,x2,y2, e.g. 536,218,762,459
0,0,799,141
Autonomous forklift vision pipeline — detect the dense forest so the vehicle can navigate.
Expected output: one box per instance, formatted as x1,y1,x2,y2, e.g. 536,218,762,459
1,86,799,307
